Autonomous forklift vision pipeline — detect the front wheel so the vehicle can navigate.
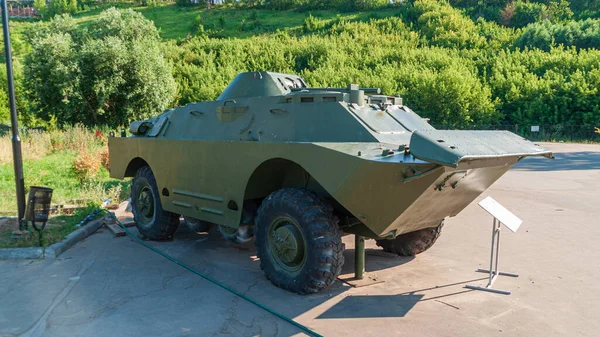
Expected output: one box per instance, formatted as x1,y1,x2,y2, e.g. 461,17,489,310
255,188,344,294
131,166,180,240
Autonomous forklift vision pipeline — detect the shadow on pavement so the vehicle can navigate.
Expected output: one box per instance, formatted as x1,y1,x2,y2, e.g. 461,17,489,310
139,224,423,320
340,248,414,273
513,151,600,171
317,294,424,318
146,225,486,321
317,277,484,319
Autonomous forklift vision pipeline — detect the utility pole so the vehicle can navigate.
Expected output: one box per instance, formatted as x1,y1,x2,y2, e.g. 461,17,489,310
1,0,27,232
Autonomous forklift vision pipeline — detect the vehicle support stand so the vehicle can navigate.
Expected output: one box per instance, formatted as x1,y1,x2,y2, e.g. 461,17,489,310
355,235,365,280
465,219,518,295
338,235,384,287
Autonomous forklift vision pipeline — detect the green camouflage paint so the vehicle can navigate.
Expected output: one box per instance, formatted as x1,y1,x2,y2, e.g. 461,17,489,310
109,72,552,239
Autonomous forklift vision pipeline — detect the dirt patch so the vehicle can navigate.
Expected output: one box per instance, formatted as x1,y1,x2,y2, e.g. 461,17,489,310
0,217,18,231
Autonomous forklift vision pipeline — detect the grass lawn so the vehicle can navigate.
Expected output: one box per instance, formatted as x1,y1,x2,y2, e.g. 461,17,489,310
0,151,129,216
0,204,104,248
0,148,128,248
0,126,129,248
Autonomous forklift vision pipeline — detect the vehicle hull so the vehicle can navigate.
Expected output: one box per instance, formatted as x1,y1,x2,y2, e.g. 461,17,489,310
109,137,525,239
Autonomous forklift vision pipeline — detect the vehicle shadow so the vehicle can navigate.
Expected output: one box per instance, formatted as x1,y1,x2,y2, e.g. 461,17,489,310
513,151,600,171
140,224,481,322
340,248,414,274
316,278,483,319
318,293,424,318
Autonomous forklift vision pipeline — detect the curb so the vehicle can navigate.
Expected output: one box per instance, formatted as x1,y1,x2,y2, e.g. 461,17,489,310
0,217,105,260
0,247,44,259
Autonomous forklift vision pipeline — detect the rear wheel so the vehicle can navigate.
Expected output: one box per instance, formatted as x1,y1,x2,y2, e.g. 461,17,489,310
255,188,344,294
219,224,253,244
184,216,211,233
131,166,179,240
376,222,444,256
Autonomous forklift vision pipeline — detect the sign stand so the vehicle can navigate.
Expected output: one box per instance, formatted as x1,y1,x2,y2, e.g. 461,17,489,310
465,197,521,295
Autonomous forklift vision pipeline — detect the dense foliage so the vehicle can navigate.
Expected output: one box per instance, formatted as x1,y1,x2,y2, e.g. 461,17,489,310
451,0,598,23
517,18,600,50
0,0,598,130
33,0,79,19
23,9,176,127
163,0,599,127
177,0,390,11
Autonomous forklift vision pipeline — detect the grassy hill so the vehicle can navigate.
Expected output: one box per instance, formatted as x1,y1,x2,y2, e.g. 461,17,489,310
75,4,402,40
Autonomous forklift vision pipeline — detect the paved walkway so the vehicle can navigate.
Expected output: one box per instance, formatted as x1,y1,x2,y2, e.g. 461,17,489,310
1,142,599,337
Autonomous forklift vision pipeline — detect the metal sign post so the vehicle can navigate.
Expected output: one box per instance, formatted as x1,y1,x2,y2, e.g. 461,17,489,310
1,0,27,232
466,196,522,295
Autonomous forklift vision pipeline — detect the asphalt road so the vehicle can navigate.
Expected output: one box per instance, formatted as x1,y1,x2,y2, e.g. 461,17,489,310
1,142,598,337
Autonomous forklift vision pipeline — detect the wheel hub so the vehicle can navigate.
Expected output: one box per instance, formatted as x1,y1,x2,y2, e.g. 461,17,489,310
137,187,154,221
269,219,305,271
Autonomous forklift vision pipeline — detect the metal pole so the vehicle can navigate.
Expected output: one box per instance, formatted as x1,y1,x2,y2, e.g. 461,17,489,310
487,218,497,286
354,235,365,280
494,225,500,276
1,0,26,229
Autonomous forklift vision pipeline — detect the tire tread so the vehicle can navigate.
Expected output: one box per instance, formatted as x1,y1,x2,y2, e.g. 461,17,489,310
255,188,344,294
131,166,179,240
376,222,444,256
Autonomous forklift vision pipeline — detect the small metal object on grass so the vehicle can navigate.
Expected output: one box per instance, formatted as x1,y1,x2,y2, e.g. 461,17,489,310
76,199,111,228
25,186,53,247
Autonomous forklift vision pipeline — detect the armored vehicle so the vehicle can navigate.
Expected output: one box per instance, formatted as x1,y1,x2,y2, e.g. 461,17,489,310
108,72,552,294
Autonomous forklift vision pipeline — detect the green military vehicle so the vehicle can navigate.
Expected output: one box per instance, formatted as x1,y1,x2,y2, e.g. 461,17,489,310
108,72,552,294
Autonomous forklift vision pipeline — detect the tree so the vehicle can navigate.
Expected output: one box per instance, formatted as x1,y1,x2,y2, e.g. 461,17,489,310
45,0,78,18
33,0,47,18
24,8,176,127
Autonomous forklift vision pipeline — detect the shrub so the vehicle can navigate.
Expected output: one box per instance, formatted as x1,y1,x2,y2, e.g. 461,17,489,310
303,14,327,32
99,146,110,170
342,0,388,11
517,19,600,51
37,0,78,19
414,0,486,49
488,47,600,126
24,9,176,127
72,151,102,182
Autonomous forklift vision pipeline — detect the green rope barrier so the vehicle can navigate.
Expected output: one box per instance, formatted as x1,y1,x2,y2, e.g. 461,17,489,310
104,211,323,337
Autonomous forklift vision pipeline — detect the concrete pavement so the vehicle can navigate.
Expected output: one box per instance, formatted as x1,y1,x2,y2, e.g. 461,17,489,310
1,142,598,337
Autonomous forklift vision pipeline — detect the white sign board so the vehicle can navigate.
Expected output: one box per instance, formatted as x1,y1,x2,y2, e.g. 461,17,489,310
531,125,540,132
478,196,522,233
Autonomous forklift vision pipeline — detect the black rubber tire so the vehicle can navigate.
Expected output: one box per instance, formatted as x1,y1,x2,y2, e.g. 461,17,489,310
376,222,444,256
255,188,344,294
131,166,180,240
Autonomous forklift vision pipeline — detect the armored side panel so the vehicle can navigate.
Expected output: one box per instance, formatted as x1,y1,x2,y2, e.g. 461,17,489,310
108,71,552,239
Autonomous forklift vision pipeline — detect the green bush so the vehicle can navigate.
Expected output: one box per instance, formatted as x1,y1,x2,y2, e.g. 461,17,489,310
489,47,600,125
517,18,600,50
35,0,78,19
341,0,388,11
5,2,600,131
413,0,486,49
303,14,327,32
24,9,176,127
